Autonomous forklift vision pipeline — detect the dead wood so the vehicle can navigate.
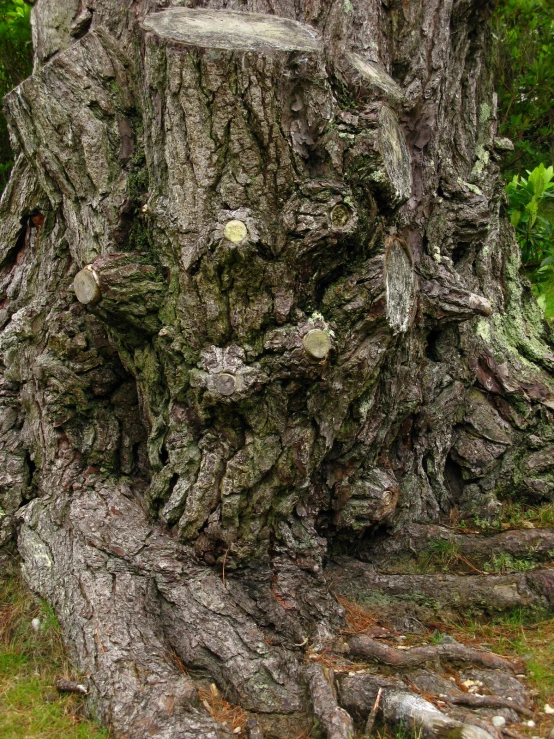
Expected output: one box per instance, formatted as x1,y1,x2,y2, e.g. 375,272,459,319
363,687,382,737
501,728,530,739
55,679,88,695
380,689,496,739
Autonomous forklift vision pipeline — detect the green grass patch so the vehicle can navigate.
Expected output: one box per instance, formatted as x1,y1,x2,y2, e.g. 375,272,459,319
0,567,109,739
499,500,554,529
483,551,536,573
419,539,461,572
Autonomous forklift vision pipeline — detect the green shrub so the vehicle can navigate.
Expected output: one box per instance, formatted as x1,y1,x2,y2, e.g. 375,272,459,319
507,163,554,265
506,163,554,311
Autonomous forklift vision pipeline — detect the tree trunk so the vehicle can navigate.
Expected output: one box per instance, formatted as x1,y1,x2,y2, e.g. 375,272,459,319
1,1,553,737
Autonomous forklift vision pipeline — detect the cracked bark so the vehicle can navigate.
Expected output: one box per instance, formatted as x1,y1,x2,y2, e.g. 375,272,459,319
1,1,553,737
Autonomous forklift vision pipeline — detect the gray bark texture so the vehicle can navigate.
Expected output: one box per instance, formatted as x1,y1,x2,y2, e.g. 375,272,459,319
1,1,553,737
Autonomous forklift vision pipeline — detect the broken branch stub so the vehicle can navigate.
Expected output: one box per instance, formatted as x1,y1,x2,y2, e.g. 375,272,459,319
385,238,416,334
73,266,101,305
140,8,321,53
214,372,237,396
346,105,412,208
73,253,165,334
223,220,248,244
345,53,404,107
334,468,399,530
303,328,332,361
378,106,412,205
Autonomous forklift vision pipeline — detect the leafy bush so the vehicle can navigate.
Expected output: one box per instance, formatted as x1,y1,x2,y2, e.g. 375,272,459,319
507,163,554,266
506,163,554,310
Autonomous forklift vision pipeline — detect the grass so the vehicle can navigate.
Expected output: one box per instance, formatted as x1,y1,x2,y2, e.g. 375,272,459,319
444,607,554,711
483,551,536,573
0,567,109,739
417,538,538,575
498,501,554,529
452,501,554,533
337,594,554,735
376,724,422,739
419,540,462,571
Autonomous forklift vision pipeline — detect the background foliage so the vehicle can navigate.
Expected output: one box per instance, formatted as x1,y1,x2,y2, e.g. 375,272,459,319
493,0,554,316
493,0,554,179
0,0,31,192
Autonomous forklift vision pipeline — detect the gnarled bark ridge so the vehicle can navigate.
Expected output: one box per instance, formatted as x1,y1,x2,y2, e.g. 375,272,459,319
1,1,553,737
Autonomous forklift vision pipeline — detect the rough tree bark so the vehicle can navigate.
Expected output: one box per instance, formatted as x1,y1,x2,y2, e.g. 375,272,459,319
1,1,553,738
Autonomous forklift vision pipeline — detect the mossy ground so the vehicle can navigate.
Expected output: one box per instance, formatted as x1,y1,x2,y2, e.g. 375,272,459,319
0,563,109,739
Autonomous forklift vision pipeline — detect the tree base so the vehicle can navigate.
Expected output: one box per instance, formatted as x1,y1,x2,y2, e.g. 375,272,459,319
2,2,554,738
15,472,548,739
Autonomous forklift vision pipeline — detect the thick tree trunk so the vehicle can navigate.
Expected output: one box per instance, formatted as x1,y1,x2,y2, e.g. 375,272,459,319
1,1,553,737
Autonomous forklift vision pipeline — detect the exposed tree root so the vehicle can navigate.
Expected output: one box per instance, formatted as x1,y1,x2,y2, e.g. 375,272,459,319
335,625,541,739
18,473,544,739
337,671,537,739
348,635,520,671
17,473,311,738
360,525,554,567
16,477,547,739
307,664,354,739
329,560,554,612
447,695,534,718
